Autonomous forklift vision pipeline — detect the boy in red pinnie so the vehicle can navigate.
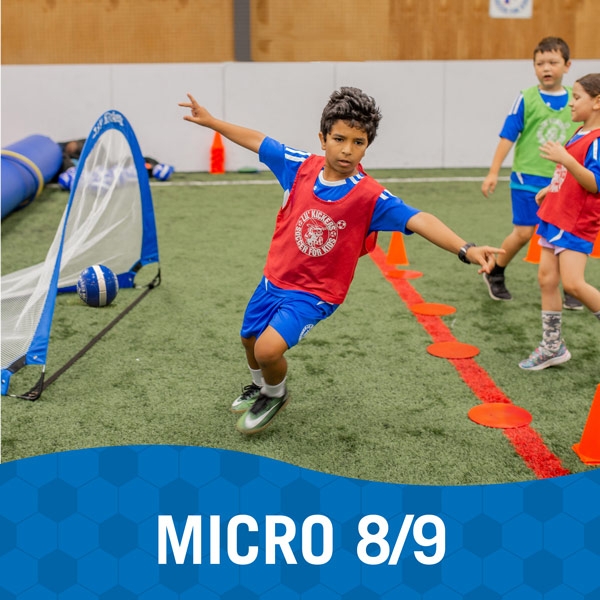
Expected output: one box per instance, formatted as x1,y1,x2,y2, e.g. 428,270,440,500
180,87,503,433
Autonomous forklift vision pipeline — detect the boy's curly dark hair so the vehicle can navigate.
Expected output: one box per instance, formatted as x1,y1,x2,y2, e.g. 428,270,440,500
320,87,382,146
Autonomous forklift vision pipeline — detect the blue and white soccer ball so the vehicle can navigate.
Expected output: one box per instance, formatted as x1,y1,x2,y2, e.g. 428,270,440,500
77,265,119,307
152,163,174,181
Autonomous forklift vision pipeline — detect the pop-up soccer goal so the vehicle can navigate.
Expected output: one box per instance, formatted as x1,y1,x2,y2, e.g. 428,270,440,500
1,110,161,399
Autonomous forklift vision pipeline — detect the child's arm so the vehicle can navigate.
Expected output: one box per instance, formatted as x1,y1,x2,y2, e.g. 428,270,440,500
179,93,266,153
540,140,599,193
406,212,504,274
535,185,550,205
481,138,514,197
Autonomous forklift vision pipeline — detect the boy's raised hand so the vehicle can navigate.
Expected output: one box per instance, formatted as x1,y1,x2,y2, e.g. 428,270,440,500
178,93,265,153
179,93,213,127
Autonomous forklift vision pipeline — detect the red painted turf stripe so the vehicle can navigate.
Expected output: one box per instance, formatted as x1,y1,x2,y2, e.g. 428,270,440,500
370,245,570,479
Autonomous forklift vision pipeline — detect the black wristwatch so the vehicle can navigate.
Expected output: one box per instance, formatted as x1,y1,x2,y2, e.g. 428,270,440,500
458,243,477,264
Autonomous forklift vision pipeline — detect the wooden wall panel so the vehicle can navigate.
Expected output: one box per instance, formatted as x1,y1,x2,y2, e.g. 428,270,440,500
573,0,599,61
250,0,395,62
1,0,597,65
1,0,234,64
250,0,598,61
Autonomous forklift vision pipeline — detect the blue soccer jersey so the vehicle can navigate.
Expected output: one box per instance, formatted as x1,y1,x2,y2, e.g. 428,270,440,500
258,137,420,234
240,137,423,346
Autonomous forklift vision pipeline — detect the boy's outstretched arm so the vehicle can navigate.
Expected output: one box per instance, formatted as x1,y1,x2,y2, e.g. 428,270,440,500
179,93,266,153
406,212,504,274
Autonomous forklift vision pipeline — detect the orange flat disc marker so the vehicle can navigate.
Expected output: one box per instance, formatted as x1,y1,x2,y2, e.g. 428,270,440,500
427,341,479,359
386,270,423,279
411,303,456,316
468,403,533,429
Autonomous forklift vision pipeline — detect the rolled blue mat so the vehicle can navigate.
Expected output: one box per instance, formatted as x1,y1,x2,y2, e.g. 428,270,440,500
1,135,62,219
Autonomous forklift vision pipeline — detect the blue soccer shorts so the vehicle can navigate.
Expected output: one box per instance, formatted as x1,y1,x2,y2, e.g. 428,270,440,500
240,277,339,349
510,187,541,227
537,221,594,254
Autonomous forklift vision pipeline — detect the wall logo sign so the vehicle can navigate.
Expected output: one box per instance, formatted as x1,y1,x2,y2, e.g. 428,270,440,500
489,0,532,18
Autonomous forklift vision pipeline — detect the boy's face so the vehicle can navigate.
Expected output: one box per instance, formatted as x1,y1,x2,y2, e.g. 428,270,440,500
534,50,571,92
319,120,369,180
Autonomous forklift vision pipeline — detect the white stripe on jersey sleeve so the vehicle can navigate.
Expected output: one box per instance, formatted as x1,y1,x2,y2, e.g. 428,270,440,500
509,94,524,116
284,147,311,163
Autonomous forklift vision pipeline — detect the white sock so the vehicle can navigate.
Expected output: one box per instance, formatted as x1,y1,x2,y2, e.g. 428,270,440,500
594,311,600,321
262,378,287,398
249,367,263,387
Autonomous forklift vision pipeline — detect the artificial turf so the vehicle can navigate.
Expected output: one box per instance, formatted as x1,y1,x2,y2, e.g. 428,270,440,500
1,169,598,485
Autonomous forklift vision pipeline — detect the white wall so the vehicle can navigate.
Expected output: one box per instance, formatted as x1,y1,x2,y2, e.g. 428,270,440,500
1,60,598,172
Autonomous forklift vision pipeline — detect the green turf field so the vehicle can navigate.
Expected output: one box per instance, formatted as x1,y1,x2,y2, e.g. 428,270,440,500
2,169,599,485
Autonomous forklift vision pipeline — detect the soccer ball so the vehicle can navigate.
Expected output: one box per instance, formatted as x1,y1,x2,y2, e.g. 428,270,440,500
77,265,119,307
152,163,174,181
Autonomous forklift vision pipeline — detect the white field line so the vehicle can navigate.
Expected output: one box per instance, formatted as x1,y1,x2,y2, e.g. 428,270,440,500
150,175,510,187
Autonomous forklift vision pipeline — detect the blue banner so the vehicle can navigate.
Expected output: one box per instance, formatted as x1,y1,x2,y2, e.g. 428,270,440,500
1,445,599,598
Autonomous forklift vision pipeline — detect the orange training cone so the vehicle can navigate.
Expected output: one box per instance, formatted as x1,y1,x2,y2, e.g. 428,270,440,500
591,232,600,259
572,384,600,465
385,232,409,266
210,132,225,174
523,231,542,264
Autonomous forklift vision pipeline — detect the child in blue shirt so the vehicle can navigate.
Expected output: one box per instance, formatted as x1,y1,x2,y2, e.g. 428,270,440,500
481,37,581,308
181,87,503,434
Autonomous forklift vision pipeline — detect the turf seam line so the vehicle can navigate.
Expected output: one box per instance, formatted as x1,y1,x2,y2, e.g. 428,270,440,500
139,175,512,188
370,244,570,479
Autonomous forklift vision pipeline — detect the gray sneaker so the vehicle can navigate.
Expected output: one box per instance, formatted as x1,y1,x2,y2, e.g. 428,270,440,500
563,293,584,311
519,341,571,371
483,272,512,301
236,389,289,434
231,383,261,413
